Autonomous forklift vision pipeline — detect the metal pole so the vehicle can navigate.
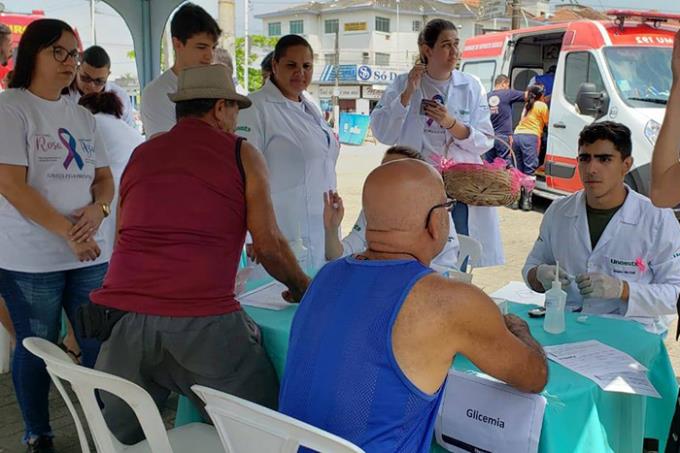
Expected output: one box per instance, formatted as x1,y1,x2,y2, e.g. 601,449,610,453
396,0,400,67
90,0,96,45
244,0,249,94
511,0,522,30
332,27,340,133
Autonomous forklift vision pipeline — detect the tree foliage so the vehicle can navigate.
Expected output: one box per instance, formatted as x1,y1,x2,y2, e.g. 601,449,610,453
235,35,278,92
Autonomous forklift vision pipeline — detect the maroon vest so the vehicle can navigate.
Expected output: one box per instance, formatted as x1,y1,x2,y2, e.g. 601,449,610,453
91,118,246,317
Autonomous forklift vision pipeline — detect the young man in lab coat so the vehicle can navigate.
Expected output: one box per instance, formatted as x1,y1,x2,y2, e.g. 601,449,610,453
523,121,680,334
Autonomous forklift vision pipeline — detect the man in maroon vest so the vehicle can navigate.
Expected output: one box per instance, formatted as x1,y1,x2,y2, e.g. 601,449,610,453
91,64,309,444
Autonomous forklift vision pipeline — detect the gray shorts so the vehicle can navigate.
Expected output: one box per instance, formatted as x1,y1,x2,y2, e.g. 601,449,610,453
95,309,278,445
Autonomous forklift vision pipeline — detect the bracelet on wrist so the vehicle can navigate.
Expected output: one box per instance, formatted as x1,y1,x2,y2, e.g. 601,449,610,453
446,118,457,130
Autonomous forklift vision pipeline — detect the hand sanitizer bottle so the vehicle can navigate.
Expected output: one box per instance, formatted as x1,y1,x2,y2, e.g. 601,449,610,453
544,261,566,334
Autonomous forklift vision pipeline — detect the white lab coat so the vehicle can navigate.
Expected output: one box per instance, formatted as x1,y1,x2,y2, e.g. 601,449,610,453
93,113,144,257
340,210,460,273
370,70,503,266
237,79,340,270
522,188,680,334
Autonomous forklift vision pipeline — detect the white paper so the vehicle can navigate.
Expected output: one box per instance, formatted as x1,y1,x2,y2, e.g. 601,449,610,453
238,281,293,311
436,370,546,453
594,370,661,398
544,340,659,398
490,281,546,307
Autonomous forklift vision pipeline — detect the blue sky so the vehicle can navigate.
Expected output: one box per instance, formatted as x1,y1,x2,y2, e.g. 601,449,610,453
2,0,680,78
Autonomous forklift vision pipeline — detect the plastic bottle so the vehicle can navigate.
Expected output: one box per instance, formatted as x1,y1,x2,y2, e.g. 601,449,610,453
543,261,566,334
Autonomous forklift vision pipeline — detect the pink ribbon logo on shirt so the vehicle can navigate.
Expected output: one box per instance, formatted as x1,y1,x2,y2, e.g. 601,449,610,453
635,257,647,273
59,128,84,170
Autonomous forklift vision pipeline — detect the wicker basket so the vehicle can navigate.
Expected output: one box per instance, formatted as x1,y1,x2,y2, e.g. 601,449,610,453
439,136,521,207
443,164,519,207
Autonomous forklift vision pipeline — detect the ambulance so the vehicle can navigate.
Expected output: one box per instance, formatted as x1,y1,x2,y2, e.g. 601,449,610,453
459,10,678,200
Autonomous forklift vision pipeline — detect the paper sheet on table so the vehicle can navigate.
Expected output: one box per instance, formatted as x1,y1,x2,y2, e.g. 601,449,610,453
238,281,293,311
544,340,660,398
490,281,545,306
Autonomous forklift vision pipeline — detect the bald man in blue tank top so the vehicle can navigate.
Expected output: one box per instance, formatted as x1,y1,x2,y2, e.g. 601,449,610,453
279,159,548,452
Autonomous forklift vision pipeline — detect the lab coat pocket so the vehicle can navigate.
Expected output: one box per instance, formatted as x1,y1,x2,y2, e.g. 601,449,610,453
608,256,643,282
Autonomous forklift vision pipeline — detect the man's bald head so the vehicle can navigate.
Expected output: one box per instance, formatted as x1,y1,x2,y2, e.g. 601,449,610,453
363,159,449,262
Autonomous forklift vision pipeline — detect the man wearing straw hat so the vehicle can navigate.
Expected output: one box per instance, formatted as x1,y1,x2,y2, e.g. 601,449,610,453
91,64,309,444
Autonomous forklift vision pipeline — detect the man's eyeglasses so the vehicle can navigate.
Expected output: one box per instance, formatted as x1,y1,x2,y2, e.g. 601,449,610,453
425,199,456,228
52,46,80,64
79,72,107,87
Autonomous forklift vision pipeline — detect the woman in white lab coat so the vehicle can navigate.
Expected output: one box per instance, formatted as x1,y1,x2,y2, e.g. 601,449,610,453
79,91,143,256
370,19,503,267
237,35,339,271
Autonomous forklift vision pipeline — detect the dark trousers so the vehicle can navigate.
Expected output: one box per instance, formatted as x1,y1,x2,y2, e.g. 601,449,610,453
512,133,541,176
96,310,279,444
484,135,513,166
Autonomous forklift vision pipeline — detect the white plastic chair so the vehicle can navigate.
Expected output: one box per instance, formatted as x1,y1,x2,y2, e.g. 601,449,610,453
192,385,364,453
22,337,222,453
456,234,482,274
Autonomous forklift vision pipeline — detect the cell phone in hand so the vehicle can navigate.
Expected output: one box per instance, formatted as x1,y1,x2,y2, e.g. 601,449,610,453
528,307,546,318
420,99,438,115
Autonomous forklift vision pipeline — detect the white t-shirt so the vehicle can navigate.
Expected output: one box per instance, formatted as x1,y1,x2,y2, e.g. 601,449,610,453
64,81,136,129
93,113,143,257
0,89,110,272
420,74,451,160
340,210,460,273
140,68,177,138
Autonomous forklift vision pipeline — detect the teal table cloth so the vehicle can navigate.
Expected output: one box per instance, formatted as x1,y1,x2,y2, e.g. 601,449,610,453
175,302,677,453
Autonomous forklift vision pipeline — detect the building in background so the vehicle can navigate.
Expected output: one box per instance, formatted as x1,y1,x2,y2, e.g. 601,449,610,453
257,0,544,114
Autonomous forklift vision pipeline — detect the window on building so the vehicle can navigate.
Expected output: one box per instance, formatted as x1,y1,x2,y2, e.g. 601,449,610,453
412,20,421,32
325,19,339,34
290,20,304,34
474,23,484,36
376,16,390,33
268,22,281,36
325,53,336,65
461,60,497,91
362,52,370,64
375,52,390,66
564,52,605,104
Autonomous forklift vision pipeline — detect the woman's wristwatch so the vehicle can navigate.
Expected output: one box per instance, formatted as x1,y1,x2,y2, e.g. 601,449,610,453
98,202,111,218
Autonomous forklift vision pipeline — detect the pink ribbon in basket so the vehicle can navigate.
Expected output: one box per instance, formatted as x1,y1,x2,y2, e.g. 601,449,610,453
432,155,536,194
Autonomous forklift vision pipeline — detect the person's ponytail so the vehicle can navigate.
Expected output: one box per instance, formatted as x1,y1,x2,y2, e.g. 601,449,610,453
525,84,544,114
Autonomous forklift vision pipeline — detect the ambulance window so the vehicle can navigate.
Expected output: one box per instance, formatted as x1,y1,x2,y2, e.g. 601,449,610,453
461,61,496,91
564,52,605,104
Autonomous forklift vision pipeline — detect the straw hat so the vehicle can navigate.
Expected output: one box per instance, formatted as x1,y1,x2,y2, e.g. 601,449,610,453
168,64,251,109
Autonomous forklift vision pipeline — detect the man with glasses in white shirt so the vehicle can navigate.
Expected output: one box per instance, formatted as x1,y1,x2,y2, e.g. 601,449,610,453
63,45,136,128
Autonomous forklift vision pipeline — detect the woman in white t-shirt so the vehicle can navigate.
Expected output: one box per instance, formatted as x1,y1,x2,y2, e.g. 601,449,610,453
79,91,144,257
370,19,503,267
236,35,340,271
0,19,114,451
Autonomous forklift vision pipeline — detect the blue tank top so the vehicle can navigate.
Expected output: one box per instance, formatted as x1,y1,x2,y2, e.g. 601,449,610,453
279,256,444,453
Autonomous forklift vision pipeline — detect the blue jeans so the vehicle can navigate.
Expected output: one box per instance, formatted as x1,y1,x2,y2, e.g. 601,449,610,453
0,263,107,442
